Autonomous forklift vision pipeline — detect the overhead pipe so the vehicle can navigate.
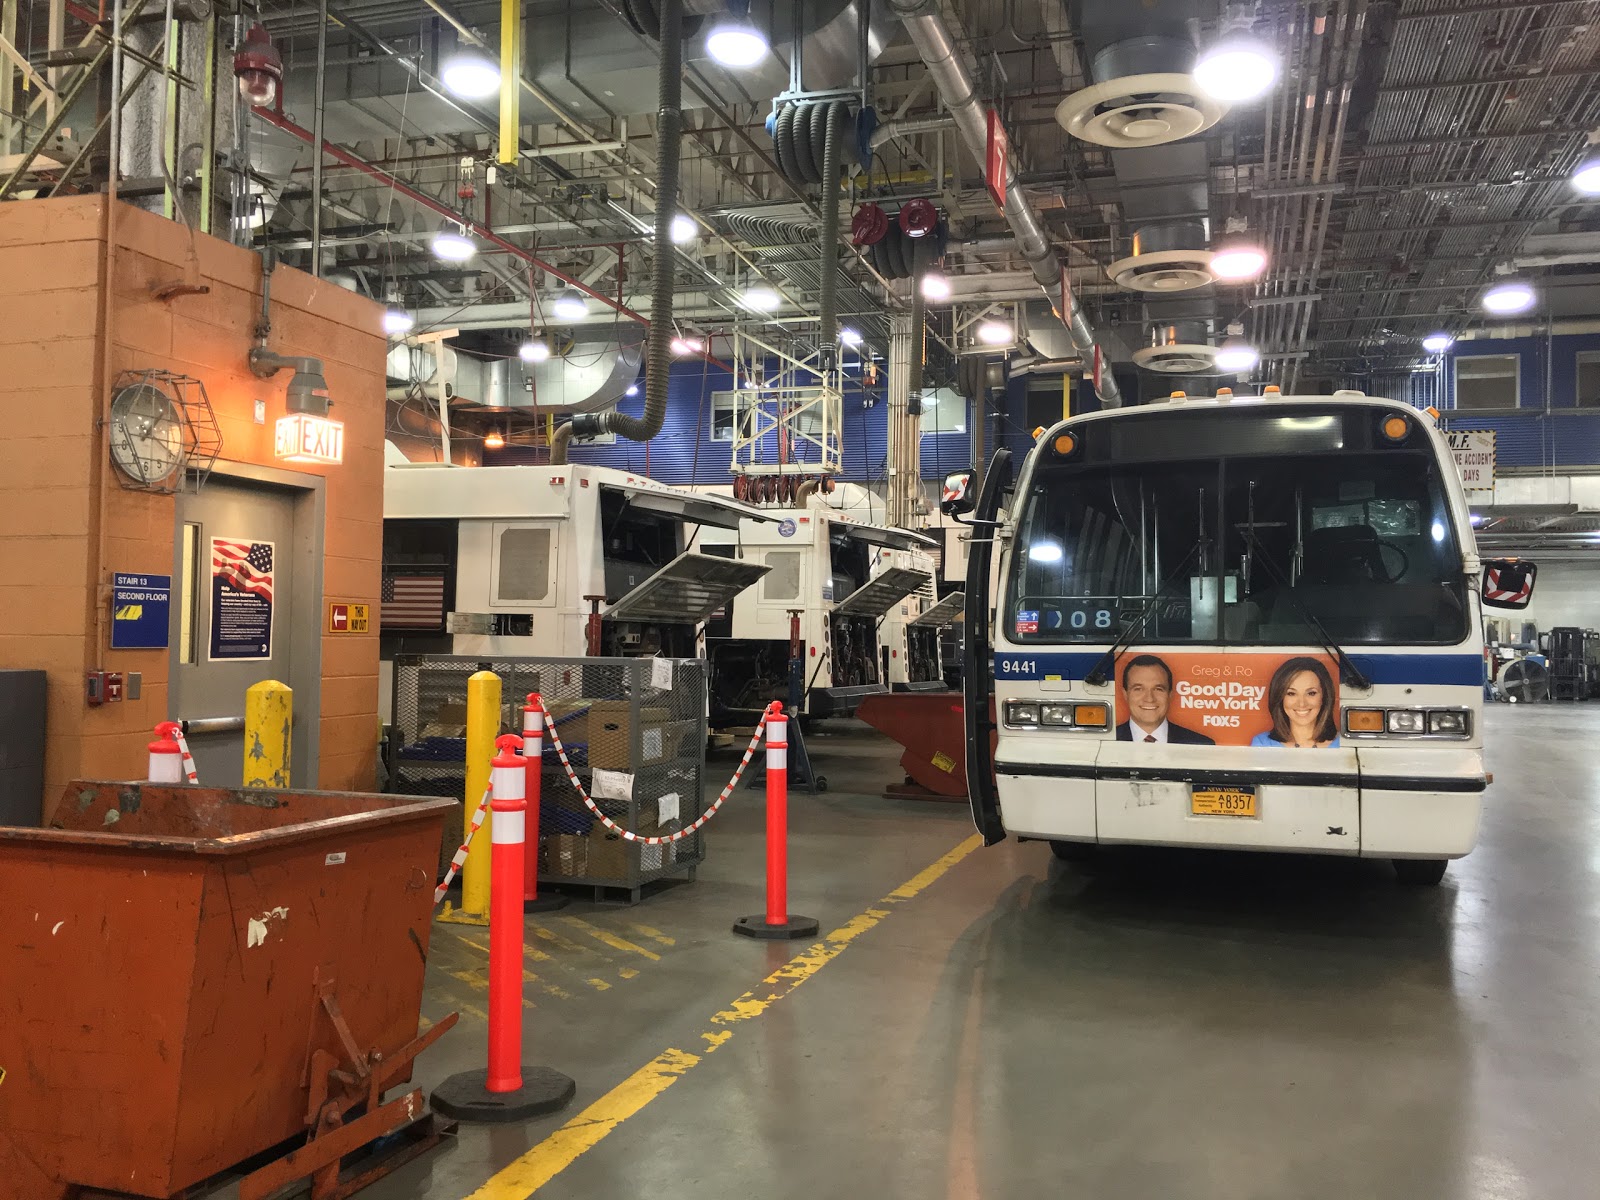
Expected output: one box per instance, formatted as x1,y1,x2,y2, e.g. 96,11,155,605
250,104,730,376
550,0,683,464
888,0,1121,405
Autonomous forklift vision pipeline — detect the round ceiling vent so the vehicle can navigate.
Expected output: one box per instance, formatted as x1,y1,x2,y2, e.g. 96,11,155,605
1108,249,1217,293
1054,73,1227,149
1132,343,1221,374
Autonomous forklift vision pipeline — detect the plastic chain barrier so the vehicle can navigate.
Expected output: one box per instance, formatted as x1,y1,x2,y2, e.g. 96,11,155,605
174,729,200,784
537,697,773,844
434,777,493,906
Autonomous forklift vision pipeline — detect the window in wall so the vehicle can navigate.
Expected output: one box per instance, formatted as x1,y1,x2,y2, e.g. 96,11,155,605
711,391,737,441
495,526,552,602
919,386,967,435
1454,354,1520,410
1576,351,1600,407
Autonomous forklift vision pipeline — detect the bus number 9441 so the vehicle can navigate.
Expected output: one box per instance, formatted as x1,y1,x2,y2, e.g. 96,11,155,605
999,659,1037,677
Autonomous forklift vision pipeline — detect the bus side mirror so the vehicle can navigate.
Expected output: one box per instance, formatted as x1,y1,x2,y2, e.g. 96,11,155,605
941,470,976,517
1482,559,1536,610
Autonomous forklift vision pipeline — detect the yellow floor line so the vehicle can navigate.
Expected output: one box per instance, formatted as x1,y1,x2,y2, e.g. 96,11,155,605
624,922,676,947
457,930,553,964
560,916,662,961
586,977,612,991
531,924,608,959
617,967,640,981
464,833,981,1199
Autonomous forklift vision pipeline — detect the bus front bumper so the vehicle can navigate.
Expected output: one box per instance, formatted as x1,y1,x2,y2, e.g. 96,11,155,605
993,743,1486,860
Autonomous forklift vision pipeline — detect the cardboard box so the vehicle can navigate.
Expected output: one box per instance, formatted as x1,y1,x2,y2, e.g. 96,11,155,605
543,700,592,748
587,701,673,770
544,833,588,877
585,828,633,880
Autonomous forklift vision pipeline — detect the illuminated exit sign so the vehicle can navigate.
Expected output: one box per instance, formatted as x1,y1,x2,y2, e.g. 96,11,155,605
275,413,344,464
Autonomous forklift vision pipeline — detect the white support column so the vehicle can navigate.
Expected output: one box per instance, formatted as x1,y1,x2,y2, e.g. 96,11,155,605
886,311,914,528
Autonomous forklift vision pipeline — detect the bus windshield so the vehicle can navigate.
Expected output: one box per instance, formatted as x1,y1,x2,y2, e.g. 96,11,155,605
1007,410,1470,647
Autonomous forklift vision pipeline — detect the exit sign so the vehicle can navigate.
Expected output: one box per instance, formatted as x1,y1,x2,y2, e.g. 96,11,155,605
327,602,370,633
275,413,345,464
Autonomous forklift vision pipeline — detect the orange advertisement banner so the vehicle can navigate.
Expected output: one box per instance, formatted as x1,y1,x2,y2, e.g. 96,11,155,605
1113,652,1343,749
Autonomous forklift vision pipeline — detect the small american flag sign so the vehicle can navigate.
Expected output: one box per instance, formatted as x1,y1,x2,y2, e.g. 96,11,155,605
382,573,447,631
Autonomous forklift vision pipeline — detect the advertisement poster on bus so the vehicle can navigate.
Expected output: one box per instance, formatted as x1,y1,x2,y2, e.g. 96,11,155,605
1114,652,1343,749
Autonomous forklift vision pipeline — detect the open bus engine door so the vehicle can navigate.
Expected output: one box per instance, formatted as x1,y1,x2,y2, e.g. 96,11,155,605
961,450,1012,846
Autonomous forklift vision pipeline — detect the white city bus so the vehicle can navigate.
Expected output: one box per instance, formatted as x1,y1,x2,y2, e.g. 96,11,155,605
949,391,1537,885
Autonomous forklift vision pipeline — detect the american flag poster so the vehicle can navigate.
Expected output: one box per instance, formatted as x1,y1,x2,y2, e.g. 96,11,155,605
381,572,447,632
209,537,275,661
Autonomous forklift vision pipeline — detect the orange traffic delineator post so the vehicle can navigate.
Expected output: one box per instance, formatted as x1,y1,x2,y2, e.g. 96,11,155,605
431,733,576,1123
147,723,184,783
733,702,820,940
520,693,568,912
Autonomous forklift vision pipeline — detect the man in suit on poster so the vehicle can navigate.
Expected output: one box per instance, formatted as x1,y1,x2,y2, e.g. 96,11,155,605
1115,654,1216,745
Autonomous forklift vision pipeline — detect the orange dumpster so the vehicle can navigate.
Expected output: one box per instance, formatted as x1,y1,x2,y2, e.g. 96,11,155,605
857,692,974,800
0,780,456,1200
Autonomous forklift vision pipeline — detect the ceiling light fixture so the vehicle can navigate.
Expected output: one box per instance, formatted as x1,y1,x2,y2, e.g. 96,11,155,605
1482,280,1536,315
671,336,705,356
920,271,951,301
234,23,283,107
705,4,769,68
976,320,1014,346
382,308,414,336
839,327,863,346
1194,27,1281,104
743,285,780,311
519,339,551,363
626,383,640,396
1422,332,1454,354
440,48,501,100
551,287,588,321
483,429,505,450
1209,242,1268,281
1573,132,1600,194
670,213,699,244
1214,337,1260,373
430,224,476,262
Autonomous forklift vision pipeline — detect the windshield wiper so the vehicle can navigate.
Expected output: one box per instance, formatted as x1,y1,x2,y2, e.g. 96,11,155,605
1084,541,1201,686
1243,529,1372,690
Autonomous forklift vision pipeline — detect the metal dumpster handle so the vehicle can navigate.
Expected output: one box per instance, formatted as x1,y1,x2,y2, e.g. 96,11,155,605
182,716,247,735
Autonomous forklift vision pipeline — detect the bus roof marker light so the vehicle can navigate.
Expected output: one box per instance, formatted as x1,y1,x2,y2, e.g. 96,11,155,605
1052,432,1078,457
1382,414,1410,441
1482,280,1536,315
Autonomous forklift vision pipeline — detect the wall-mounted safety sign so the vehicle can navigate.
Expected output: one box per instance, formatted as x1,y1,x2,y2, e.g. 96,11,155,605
111,573,171,649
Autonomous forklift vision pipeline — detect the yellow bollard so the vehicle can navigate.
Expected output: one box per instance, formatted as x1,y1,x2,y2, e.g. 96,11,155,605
243,680,292,788
458,670,502,919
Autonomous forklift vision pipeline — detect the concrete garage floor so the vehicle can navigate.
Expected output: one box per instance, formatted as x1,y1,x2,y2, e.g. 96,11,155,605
366,706,1600,1200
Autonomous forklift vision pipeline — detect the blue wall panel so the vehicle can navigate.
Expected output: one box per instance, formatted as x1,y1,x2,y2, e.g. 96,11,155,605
1434,331,1600,469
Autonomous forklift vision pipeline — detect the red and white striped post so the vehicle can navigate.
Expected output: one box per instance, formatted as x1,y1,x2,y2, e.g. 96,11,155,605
521,693,567,912
733,702,820,940
432,732,576,1122
148,722,184,783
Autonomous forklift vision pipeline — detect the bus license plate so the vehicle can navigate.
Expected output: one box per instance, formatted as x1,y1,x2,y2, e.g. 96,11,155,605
1190,786,1258,817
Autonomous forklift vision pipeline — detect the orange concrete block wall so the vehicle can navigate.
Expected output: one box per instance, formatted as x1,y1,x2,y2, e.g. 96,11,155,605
0,196,387,815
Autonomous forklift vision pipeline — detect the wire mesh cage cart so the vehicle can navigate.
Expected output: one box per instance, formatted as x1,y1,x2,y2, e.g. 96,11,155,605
388,654,708,903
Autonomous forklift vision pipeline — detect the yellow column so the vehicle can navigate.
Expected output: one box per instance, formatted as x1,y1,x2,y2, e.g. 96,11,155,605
498,0,520,165
243,680,293,788
459,670,502,918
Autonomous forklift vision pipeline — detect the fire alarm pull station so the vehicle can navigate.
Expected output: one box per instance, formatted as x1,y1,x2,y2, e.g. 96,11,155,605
86,671,125,705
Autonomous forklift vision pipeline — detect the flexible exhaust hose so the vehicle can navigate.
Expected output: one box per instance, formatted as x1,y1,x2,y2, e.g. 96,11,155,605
908,238,930,417
552,0,682,463
819,102,846,369
794,479,820,505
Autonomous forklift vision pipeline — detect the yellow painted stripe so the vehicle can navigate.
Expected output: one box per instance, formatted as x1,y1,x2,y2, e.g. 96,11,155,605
464,833,980,1200
560,916,662,961
625,922,677,947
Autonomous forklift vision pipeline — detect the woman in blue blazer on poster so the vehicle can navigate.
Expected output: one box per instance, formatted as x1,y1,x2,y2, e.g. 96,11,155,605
1250,657,1342,749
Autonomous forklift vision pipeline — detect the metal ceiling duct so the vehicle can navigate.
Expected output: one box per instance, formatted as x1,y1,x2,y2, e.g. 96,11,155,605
1054,26,1224,150
1131,321,1221,374
1108,219,1215,292
888,0,1122,405
452,332,645,415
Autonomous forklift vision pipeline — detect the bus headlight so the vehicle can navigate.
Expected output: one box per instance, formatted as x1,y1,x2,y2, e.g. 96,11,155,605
1428,710,1470,736
1386,709,1427,734
1005,701,1040,726
1040,703,1073,726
